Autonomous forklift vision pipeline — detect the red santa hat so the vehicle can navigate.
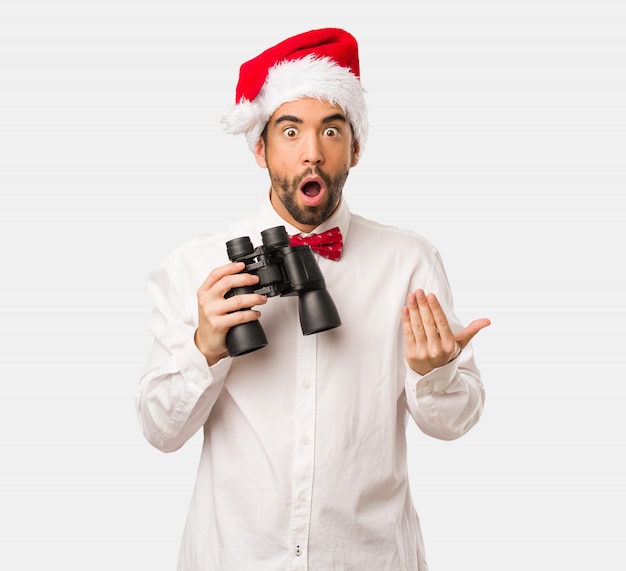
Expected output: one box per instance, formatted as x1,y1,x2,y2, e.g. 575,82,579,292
222,28,368,151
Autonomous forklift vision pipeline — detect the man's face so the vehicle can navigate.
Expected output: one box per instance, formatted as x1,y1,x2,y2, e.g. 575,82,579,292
254,98,360,233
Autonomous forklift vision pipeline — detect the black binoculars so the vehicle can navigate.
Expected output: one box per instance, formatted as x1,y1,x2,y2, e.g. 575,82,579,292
224,225,341,356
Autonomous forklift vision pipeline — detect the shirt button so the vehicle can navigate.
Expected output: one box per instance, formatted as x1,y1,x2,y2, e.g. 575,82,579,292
297,491,307,502
302,381,311,389
300,435,309,445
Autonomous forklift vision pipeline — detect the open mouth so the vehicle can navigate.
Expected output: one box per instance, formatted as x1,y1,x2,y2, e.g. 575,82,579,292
301,181,321,198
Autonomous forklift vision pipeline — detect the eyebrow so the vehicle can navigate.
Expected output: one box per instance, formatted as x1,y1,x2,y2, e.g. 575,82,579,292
273,113,348,126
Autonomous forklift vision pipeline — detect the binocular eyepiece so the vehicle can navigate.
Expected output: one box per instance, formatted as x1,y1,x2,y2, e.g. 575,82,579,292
224,225,341,356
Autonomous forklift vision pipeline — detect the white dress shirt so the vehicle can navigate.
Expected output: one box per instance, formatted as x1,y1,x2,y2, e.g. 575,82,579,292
136,196,485,571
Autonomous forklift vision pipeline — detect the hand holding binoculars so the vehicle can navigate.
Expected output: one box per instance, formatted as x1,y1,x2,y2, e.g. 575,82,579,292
224,225,341,356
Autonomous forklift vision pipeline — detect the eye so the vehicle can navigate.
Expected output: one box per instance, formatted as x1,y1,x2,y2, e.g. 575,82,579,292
323,126,340,137
283,127,299,138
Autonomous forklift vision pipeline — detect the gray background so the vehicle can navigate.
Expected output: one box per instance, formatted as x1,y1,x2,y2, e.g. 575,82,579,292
1,0,624,569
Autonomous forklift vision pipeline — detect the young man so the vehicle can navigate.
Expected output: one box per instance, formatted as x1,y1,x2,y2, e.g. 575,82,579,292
137,28,490,570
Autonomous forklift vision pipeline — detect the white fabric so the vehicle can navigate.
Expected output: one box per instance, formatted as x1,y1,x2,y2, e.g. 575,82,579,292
136,196,485,571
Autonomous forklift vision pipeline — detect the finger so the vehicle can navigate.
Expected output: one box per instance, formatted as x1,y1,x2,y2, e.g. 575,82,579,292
222,293,267,314
200,265,263,302
425,292,456,347
405,291,426,340
414,289,440,340
456,318,491,349
198,261,247,293
401,305,417,342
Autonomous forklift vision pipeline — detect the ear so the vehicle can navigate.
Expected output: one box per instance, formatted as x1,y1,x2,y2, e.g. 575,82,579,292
350,139,361,168
254,138,267,168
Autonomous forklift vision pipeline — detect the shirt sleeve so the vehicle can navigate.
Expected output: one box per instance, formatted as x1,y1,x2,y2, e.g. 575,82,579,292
403,248,486,440
135,254,232,453
404,343,485,440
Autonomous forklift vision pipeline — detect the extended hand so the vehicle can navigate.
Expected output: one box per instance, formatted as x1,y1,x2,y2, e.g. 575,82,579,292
401,289,491,376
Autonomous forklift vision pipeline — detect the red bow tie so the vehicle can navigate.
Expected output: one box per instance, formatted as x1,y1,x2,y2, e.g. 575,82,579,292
289,227,343,261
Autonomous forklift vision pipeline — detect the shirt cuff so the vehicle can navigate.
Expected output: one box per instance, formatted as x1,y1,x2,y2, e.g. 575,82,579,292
405,353,460,395
177,337,233,388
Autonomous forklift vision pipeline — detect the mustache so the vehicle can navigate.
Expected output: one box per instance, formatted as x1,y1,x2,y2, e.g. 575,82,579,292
294,167,331,187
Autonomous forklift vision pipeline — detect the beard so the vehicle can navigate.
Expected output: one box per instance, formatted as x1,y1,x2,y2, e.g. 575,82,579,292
268,166,349,227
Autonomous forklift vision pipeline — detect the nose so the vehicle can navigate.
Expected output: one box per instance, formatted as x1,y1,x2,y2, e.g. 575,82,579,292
301,133,323,166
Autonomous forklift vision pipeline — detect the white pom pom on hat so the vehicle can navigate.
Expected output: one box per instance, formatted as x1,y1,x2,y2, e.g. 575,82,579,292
221,28,368,152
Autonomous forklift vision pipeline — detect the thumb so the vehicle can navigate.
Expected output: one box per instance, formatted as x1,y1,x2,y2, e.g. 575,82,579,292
456,318,491,350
